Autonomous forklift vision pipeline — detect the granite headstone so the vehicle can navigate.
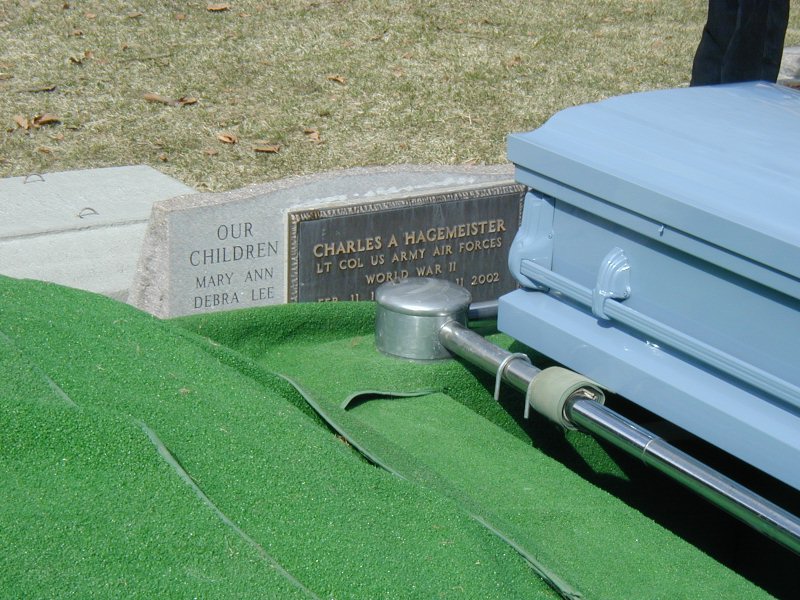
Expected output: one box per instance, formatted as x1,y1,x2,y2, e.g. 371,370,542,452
129,165,524,318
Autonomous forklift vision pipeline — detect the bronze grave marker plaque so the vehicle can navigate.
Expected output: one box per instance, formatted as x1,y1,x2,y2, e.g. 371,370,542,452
289,183,525,303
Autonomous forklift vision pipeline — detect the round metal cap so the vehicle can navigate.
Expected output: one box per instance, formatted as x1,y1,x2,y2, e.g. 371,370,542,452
374,277,472,317
375,278,472,360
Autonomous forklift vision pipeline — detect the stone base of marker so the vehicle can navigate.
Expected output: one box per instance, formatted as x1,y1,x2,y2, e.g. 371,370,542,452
0,166,194,301
129,165,524,318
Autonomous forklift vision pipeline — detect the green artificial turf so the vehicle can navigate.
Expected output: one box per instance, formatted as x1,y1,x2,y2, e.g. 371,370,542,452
177,301,786,599
1,275,558,599
3,274,795,598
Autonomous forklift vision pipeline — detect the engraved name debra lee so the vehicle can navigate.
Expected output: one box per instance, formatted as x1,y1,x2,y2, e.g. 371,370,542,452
188,222,279,309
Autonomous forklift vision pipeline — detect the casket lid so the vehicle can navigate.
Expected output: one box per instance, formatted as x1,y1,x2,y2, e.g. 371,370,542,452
508,82,800,284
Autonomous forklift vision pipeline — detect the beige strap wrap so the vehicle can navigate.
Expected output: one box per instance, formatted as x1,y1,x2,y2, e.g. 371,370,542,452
525,367,605,429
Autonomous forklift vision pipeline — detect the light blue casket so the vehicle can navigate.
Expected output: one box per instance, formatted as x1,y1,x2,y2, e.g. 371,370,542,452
500,82,800,491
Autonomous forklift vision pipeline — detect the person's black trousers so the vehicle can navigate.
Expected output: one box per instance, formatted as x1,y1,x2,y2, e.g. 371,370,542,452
691,0,790,85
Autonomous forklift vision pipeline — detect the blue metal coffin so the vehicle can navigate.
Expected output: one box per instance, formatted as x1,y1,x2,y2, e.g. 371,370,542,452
500,82,800,491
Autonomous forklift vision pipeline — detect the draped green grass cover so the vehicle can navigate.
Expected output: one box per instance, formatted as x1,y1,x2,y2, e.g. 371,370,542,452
1,275,784,598
0,277,553,598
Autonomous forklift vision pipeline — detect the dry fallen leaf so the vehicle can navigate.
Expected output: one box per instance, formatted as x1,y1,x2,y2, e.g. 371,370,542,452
326,74,346,85
24,84,56,93
158,153,168,162
127,12,143,19
207,3,230,11
13,115,29,130
32,113,61,128
304,128,322,143
143,93,197,107
253,143,281,153
50,132,65,141
217,132,238,144
175,12,187,20
143,92,174,105
203,148,219,156
69,51,93,65
37,146,53,154
70,29,83,37
84,12,96,19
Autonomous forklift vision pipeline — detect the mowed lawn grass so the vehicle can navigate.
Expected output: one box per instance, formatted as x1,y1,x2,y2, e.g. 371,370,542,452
1,1,799,191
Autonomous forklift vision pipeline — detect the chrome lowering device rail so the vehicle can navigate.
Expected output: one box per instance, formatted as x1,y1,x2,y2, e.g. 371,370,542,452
375,278,800,555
